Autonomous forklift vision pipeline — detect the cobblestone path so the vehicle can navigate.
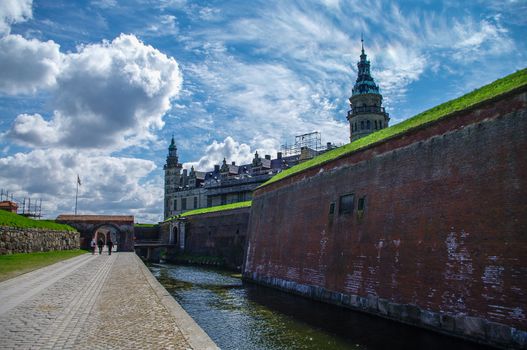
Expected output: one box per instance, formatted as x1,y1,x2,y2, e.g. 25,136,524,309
0,252,218,350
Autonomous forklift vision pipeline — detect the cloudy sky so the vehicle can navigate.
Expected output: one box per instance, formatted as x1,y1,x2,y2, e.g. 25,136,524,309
0,0,525,222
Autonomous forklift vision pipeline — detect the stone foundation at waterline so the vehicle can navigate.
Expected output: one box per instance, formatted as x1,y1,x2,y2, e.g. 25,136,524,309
0,226,80,254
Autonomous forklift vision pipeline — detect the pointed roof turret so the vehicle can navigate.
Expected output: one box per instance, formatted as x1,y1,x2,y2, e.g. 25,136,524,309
352,36,380,96
168,134,176,150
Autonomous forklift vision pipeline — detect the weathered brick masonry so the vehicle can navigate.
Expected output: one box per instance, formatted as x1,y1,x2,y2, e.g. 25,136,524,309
243,87,527,348
181,207,250,269
0,226,79,254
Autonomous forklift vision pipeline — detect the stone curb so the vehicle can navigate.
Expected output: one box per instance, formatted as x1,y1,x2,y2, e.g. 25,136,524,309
135,254,220,350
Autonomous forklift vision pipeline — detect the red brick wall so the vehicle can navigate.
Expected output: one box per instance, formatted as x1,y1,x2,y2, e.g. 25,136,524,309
244,88,527,346
184,207,250,269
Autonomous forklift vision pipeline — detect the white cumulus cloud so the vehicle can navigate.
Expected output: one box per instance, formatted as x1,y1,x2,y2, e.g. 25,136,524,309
0,0,32,36
6,34,183,151
183,136,254,171
0,149,163,222
0,34,62,94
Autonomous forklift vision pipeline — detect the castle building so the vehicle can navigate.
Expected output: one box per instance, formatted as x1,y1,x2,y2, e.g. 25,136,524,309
162,133,339,220
347,38,390,141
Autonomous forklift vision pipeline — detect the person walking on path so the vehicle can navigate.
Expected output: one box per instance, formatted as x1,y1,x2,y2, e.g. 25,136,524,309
90,238,97,255
107,239,114,255
97,238,104,255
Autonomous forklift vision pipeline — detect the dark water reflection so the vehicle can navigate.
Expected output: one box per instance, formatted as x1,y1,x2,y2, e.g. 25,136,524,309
149,263,492,350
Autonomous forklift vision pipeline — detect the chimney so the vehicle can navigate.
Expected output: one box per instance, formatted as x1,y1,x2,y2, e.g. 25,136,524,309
277,152,282,159
265,154,271,160
214,164,220,172
231,161,236,165
183,169,188,176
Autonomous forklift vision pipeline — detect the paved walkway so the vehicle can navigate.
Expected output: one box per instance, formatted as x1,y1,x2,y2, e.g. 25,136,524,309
0,252,219,350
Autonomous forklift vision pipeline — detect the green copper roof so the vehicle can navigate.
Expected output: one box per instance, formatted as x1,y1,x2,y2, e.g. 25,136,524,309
352,40,380,96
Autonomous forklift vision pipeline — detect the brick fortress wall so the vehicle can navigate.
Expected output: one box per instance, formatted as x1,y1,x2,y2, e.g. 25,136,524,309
0,226,80,254
180,207,250,270
243,88,527,349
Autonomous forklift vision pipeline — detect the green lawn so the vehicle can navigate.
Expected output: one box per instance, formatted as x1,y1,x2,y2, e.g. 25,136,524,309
0,210,76,231
0,249,86,282
261,68,527,188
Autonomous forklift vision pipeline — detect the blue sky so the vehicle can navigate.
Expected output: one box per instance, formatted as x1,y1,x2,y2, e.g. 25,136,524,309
0,0,526,222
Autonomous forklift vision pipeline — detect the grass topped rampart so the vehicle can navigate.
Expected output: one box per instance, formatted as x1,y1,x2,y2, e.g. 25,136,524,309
0,210,76,232
134,223,157,228
261,68,527,188
165,200,252,221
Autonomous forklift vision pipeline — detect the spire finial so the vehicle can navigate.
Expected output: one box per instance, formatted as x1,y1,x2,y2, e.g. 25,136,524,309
361,32,364,54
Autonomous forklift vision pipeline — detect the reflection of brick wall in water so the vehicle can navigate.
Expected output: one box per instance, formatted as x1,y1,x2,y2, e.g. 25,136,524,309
0,227,79,254
183,207,250,270
243,88,527,348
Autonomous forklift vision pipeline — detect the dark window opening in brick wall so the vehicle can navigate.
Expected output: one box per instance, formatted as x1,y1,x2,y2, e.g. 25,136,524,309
182,198,187,210
174,199,178,211
339,194,354,215
207,197,212,207
193,196,197,208
221,195,227,205
358,196,366,211
329,202,335,215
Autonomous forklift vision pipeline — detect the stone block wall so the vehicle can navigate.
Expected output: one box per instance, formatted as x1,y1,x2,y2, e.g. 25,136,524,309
0,226,80,254
243,87,527,349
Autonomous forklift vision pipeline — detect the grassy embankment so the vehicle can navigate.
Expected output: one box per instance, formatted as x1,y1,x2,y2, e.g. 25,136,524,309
0,209,76,231
164,200,252,222
0,210,82,281
134,223,157,228
261,68,527,188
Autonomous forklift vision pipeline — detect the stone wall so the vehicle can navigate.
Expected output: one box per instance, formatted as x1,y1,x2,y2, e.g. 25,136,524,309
0,226,80,254
243,87,527,349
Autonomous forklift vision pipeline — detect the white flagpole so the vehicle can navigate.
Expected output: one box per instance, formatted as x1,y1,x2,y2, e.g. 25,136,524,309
75,175,80,215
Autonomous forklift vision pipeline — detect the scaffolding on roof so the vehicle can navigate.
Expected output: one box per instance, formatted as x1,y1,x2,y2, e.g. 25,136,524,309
280,131,324,156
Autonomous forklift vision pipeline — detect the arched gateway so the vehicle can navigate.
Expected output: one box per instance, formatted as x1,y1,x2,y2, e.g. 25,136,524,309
56,215,134,252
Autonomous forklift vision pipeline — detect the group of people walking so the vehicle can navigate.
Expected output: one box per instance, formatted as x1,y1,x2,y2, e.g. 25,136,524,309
90,237,114,255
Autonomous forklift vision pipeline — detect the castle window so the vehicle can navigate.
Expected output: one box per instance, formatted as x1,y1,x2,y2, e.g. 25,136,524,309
238,192,245,202
207,197,212,207
358,196,366,211
329,202,335,215
174,199,178,211
221,194,227,205
379,121,383,129
367,120,371,129
339,194,354,215
193,196,197,208
375,120,378,129
182,198,187,210
360,121,364,130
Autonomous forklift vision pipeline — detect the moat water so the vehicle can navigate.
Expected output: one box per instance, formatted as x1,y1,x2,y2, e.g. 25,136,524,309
149,263,493,350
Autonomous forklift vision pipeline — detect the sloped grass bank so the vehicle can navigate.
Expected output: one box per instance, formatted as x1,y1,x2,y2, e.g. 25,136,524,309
165,201,252,222
0,210,76,232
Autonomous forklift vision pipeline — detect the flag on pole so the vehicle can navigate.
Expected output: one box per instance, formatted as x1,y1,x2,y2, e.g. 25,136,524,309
77,175,82,186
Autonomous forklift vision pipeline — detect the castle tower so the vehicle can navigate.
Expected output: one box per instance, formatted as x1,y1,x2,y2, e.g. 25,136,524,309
347,37,390,141
164,135,182,219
